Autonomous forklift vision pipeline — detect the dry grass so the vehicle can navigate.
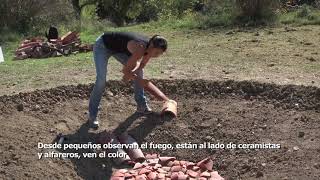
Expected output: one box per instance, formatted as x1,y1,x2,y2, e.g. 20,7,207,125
0,25,319,95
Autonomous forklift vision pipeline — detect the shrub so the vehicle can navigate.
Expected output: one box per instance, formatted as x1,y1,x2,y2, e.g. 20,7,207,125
235,0,280,25
297,4,312,17
0,0,77,35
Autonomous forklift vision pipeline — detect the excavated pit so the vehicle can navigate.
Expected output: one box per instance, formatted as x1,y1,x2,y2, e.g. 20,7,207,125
0,79,319,180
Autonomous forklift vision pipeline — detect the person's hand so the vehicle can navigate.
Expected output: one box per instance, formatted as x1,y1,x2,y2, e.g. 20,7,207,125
122,72,137,82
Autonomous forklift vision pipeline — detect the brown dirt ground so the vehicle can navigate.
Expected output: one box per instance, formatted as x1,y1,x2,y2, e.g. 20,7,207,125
0,80,319,180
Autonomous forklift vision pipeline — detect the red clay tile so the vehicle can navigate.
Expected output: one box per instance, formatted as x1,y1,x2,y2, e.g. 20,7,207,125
159,156,176,164
110,177,125,180
117,169,128,173
177,174,188,180
173,160,180,166
125,178,135,180
162,166,171,172
167,161,175,167
133,162,144,170
192,166,200,171
157,168,167,174
148,171,158,180
181,167,187,173
197,158,214,171
111,154,224,180
170,172,179,180
147,158,159,165
157,173,166,179
136,174,147,180
129,169,137,174
187,170,198,178
186,162,196,169
200,171,211,177
180,160,188,166
171,165,182,172
145,166,154,170
154,163,162,169
124,173,133,178
139,168,151,175
113,171,125,177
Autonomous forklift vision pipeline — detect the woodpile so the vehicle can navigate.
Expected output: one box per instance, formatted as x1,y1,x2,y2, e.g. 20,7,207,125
14,31,93,60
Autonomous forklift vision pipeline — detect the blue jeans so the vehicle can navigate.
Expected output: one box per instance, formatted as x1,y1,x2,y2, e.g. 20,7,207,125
88,35,147,119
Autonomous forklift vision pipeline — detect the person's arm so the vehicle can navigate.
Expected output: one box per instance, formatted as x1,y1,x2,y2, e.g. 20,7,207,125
122,41,145,81
132,55,150,74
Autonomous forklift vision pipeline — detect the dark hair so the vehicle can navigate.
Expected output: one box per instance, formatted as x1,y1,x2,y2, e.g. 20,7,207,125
147,35,168,52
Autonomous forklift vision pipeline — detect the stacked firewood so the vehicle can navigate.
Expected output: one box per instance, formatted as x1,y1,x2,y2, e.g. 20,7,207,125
14,31,93,60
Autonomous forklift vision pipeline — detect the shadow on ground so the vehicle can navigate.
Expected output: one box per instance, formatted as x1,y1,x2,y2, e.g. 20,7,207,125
60,112,172,180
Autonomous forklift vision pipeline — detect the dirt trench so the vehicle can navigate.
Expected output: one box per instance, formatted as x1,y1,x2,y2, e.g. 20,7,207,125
0,79,319,180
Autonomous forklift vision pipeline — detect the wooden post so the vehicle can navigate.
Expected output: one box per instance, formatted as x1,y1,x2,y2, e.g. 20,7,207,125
0,47,4,63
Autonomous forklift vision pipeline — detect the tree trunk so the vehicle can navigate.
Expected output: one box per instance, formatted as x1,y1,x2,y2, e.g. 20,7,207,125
70,0,82,19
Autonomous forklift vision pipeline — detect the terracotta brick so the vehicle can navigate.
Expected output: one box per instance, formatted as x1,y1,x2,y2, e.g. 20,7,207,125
173,160,180,166
148,171,158,180
136,174,147,180
200,171,211,177
157,168,167,174
162,166,171,172
197,158,214,171
133,162,144,170
170,172,179,180
117,169,128,173
157,173,166,179
159,156,176,165
124,173,133,178
110,177,125,180
192,166,200,171
187,170,198,178
171,165,182,172
139,168,151,175
113,171,125,177
177,174,188,180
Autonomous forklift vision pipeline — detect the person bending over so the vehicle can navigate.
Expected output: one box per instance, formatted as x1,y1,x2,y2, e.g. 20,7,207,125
88,32,168,128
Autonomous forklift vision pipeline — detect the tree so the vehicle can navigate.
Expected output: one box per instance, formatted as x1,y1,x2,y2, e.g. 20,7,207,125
69,0,97,19
96,0,144,26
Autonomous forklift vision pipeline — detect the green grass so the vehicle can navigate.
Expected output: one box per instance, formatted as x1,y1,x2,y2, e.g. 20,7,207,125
1,10,320,95
279,5,320,25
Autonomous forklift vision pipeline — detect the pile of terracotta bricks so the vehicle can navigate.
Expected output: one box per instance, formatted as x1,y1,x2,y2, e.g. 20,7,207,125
111,154,224,180
14,31,93,60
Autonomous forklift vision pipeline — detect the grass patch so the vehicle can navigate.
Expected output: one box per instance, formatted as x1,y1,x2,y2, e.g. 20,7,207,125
280,5,320,25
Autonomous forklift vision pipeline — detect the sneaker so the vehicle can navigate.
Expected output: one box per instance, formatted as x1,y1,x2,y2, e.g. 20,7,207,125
136,105,153,115
88,116,99,129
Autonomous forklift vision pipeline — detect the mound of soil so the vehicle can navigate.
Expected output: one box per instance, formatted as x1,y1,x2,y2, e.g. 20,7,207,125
0,79,319,179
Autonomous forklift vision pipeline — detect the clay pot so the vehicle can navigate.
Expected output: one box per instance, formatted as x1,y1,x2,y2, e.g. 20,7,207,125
161,99,178,117
109,137,131,165
118,133,145,162
99,131,131,165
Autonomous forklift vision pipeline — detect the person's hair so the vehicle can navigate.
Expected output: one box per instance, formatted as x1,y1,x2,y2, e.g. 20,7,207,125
147,35,168,52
